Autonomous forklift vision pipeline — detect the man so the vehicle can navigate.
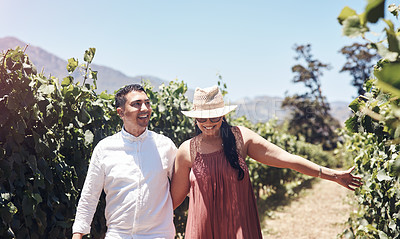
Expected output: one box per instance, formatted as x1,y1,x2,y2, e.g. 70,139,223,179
72,84,177,239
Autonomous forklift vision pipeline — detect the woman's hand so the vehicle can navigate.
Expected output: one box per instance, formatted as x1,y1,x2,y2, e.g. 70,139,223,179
333,166,362,191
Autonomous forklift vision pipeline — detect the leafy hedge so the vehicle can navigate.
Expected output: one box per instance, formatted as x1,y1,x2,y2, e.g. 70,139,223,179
0,47,120,238
0,46,340,238
338,1,400,238
341,79,400,238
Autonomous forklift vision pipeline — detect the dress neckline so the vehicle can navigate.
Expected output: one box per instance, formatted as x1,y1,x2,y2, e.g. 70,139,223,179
196,148,224,157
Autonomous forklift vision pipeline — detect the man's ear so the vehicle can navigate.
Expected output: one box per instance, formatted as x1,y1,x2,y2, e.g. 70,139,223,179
117,107,124,118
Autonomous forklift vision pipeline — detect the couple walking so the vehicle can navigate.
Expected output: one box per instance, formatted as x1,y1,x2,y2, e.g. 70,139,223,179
72,84,361,239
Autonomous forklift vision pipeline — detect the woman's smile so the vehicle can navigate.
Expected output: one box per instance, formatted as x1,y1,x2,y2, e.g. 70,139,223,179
202,125,216,130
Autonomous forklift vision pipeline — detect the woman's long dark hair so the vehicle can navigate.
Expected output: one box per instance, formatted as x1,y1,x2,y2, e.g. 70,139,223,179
195,118,244,180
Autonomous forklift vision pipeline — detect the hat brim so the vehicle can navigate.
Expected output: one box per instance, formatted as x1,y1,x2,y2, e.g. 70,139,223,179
181,105,237,118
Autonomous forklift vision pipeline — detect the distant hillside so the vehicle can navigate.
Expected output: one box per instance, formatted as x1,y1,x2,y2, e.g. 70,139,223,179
233,96,351,125
0,36,166,94
0,36,351,124
232,95,290,123
329,101,352,125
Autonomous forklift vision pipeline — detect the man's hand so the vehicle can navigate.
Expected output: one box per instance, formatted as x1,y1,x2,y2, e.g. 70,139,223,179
72,233,84,239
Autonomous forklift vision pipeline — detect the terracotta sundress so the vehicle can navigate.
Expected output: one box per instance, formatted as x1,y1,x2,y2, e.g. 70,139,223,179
184,127,262,239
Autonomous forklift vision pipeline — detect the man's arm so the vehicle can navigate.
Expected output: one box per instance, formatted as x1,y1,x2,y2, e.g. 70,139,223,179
72,148,105,236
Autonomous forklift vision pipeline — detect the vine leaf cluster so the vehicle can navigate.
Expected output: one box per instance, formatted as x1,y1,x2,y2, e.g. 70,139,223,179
338,1,400,238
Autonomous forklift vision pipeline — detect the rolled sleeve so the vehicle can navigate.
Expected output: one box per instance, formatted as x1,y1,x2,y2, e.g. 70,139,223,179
72,147,105,234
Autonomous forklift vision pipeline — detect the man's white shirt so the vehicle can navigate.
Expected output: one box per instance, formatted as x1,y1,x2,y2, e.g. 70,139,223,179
72,128,177,239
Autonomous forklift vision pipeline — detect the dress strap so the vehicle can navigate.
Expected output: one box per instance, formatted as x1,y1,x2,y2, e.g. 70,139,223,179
189,137,197,162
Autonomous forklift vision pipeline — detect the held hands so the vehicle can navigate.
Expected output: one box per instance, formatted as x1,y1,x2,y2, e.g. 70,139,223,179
333,166,362,191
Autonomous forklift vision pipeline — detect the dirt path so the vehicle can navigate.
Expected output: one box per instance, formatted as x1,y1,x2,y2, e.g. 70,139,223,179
262,179,355,239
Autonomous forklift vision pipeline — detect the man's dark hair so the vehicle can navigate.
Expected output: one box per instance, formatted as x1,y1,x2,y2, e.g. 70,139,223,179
115,84,146,108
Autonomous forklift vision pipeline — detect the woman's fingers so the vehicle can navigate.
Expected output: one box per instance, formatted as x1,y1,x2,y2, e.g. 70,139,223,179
350,181,361,187
348,166,356,173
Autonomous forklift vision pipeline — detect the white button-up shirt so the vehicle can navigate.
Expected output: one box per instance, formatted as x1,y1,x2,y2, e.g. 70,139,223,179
72,128,177,239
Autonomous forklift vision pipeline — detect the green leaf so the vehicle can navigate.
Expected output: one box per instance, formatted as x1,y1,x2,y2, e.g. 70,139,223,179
7,201,17,215
61,76,73,87
32,193,43,204
377,169,392,181
342,15,369,38
84,48,96,64
78,107,91,124
37,157,53,184
365,0,385,24
338,6,358,25
91,71,98,89
56,220,70,229
345,115,359,133
158,104,165,112
383,19,395,32
375,42,399,61
394,124,400,138
385,27,400,53
349,98,362,112
67,58,78,74
364,79,374,93
90,70,98,80
374,63,400,96
84,130,94,145
38,84,55,95
6,92,20,110
27,155,38,173
16,118,27,135
391,158,400,176
22,196,34,216
32,131,44,154
388,4,400,17
378,230,389,239
100,91,113,100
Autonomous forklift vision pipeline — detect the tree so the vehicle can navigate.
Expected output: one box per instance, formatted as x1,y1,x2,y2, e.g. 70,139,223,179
282,44,340,150
339,43,379,96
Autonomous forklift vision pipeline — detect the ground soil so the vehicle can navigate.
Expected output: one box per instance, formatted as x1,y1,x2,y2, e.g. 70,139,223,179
262,179,356,239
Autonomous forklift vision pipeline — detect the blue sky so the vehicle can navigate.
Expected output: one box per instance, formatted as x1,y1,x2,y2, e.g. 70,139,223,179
0,0,391,102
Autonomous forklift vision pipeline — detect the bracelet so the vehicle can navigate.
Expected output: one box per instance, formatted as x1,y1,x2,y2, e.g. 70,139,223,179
318,167,322,178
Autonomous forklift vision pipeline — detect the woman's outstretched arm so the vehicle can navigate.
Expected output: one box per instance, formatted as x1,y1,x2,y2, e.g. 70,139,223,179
170,140,192,209
238,126,362,190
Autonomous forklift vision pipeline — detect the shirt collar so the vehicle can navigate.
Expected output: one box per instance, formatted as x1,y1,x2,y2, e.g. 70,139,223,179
121,127,148,142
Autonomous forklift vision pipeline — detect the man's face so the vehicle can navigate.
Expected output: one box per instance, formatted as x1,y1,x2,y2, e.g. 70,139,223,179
117,90,152,134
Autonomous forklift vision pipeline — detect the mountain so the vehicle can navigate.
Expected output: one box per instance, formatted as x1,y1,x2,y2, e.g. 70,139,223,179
329,101,353,125
232,95,351,125
232,95,291,123
0,36,166,94
0,36,351,124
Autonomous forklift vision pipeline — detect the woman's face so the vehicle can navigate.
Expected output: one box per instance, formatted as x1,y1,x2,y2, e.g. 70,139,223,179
195,116,224,136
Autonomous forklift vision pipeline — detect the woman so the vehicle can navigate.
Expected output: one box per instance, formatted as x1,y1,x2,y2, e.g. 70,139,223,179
171,86,362,239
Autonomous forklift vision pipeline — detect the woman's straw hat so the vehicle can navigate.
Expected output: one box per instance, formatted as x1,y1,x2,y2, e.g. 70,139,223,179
181,85,237,118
